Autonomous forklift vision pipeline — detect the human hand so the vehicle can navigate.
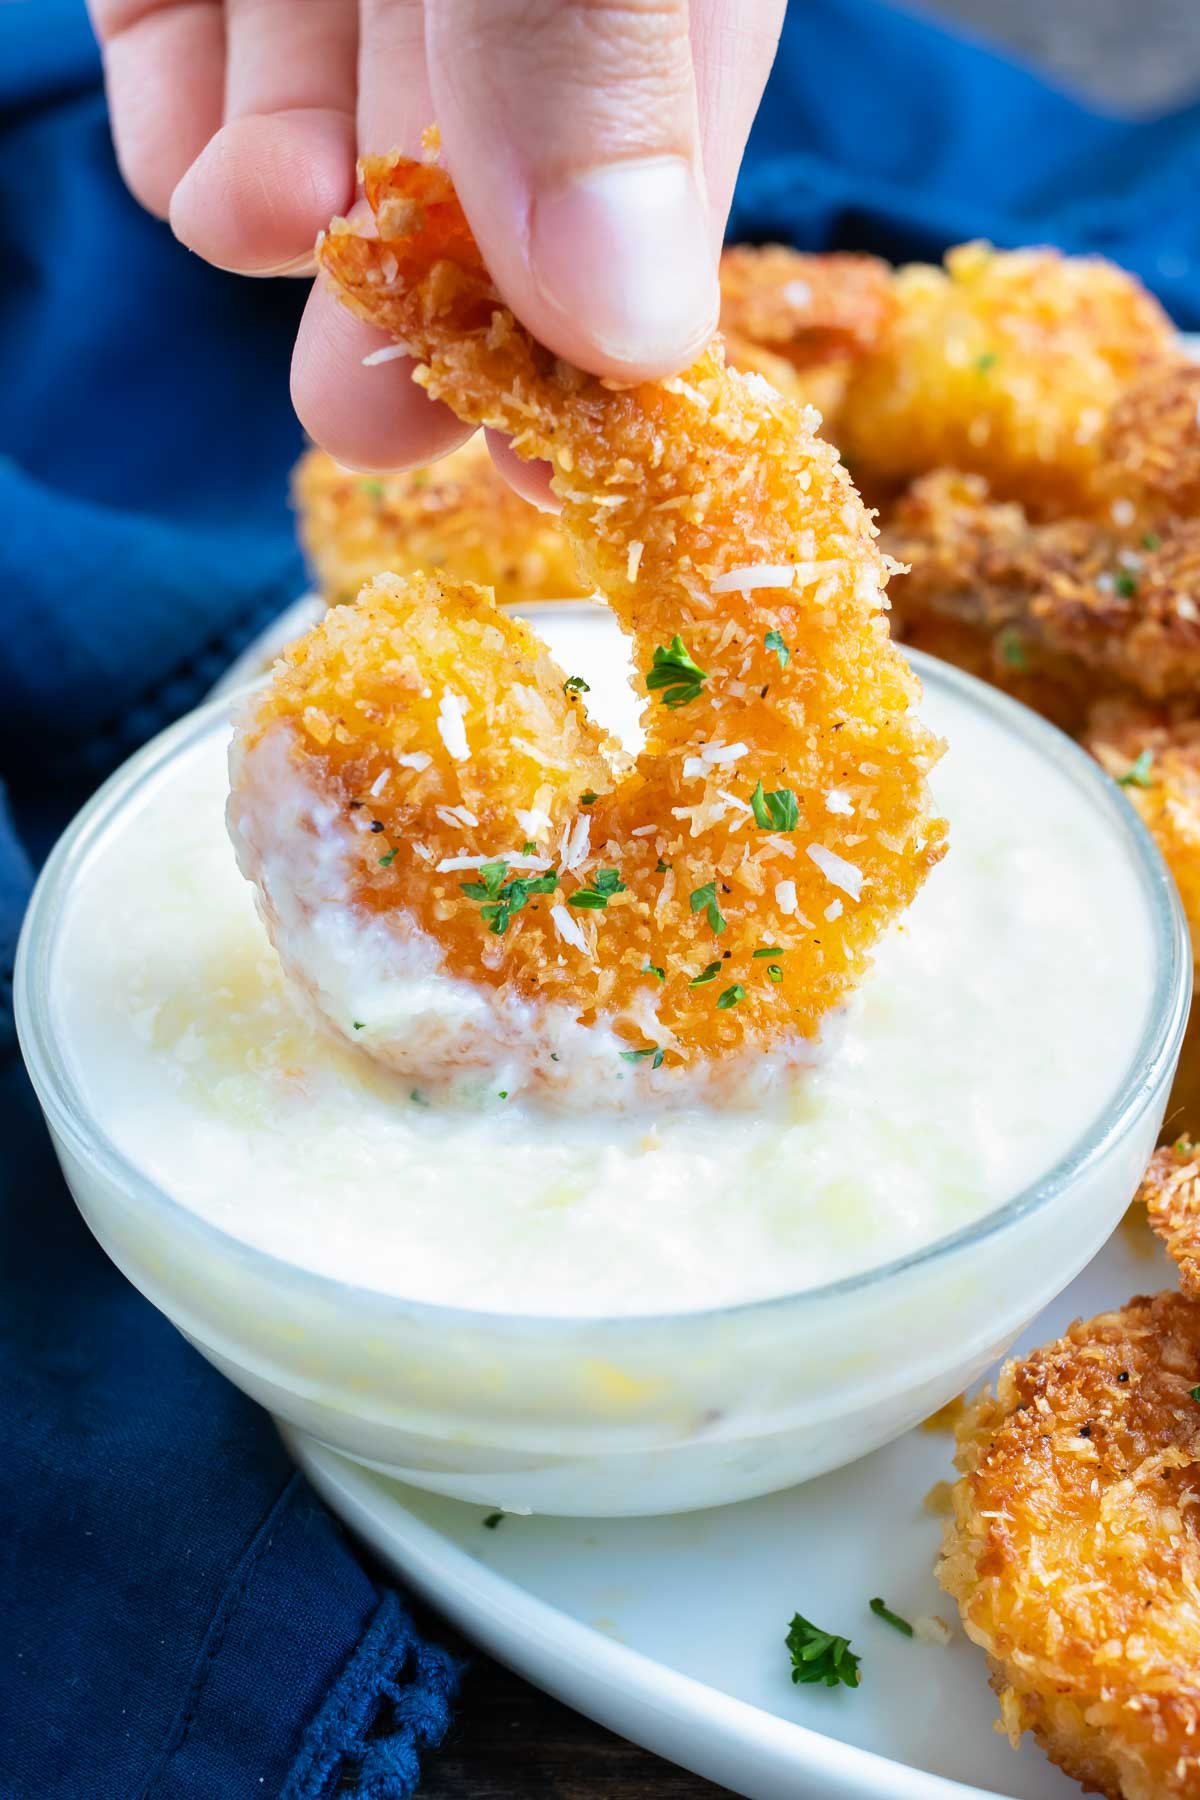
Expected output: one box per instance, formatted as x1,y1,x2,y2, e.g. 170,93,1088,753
88,0,784,488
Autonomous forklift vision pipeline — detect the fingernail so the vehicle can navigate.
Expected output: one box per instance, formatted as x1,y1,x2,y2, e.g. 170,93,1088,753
531,157,717,371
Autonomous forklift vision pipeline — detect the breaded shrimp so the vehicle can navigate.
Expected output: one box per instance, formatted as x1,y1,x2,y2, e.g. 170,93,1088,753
1086,702,1200,967
886,470,1200,718
293,438,587,608
839,242,1176,514
940,1291,1200,1800
294,249,893,617
718,245,894,431
1142,1138,1200,1293
227,150,947,1105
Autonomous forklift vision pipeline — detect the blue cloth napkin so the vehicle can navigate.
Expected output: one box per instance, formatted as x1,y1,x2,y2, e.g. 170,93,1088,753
2,1,1199,1795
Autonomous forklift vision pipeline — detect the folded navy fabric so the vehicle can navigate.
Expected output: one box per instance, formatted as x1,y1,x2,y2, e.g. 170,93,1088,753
1,0,1198,1795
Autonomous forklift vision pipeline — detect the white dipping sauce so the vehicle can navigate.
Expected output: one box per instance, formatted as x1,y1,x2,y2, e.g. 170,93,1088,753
54,608,1155,1316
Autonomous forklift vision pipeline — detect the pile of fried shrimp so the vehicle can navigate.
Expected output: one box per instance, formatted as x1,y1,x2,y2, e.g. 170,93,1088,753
266,156,1200,1790
232,146,946,1103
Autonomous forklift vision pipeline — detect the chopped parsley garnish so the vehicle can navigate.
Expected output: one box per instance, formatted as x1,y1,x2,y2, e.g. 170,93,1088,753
643,961,666,982
522,840,538,855
786,1613,861,1689
1142,531,1162,551
689,880,727,935
580,790,598,806
353,1021,366,1031
750,780,800,832
998,628,1027,670
716,983,745,1010
975,352,998,373
1118,749,1154,789
379,848,398,867
621,1045,665,1069
568,868,626,909
563,675,591,695
1115,570,1139,599
358,478,385,499
753,946,784,958
655,857,671,873
767,964,783,982
869,1597,913,1638
645,635,707,708
482,1512,505,1529
765,628,790,669
689,960,723,987
409,1089,429,1106
1191,1386,1200,1403
460,858,558,934
498,1091,508,1099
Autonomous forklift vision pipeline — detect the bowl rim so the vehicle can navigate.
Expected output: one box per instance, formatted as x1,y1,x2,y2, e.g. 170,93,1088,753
15,643,1192,1333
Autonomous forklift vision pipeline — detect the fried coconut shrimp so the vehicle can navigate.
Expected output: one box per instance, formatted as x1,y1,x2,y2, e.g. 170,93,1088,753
887,465,1200,729
1086,702,1200,963
838,242,1176,514
718,245,894,430
940,1291,1200,1799
227,150,946,1105
1144,1137,1200,1293
293,437,588,608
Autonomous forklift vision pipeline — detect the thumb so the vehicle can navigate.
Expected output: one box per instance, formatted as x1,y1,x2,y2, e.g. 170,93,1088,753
425,0,718,380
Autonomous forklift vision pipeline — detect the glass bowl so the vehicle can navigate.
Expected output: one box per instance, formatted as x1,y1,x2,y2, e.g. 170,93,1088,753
16,650,1191,1516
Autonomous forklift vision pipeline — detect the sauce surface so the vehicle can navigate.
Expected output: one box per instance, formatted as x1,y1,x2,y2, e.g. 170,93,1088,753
54,611,1156,1315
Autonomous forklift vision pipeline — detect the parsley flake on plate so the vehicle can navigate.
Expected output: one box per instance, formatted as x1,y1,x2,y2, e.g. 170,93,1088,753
482,1512,505,1529
869,1597,913,1638
750,781,800,832
568,868,626,910
786,1613,861,1689
645,635,707,708
764,628,790,669
689,880,727,935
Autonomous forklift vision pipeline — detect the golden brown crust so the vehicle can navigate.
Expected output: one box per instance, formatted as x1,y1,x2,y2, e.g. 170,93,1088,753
292,439,587,607
940,1291,1200,1800
1085,703,1200,970
1143,1140,1200,1296
839,242,1176,515
718,245,895,365
885,470,1200,713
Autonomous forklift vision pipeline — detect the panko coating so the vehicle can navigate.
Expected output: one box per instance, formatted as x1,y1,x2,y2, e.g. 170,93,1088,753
885,470,1200,724
293,437,588,607
718,244,895,430
1143,1138,1200,1295
293,248,893,610
1086,703,1200,968
227,149,947,1103
839,242,1177,514
940,1291,1200,1800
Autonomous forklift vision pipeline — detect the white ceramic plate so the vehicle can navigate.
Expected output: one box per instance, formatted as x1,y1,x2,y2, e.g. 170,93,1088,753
285,1218,1173,1800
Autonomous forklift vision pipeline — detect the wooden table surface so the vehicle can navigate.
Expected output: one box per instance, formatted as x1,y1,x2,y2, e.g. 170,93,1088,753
414,5,1200,1791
